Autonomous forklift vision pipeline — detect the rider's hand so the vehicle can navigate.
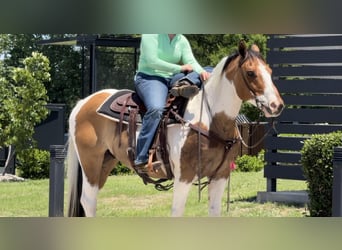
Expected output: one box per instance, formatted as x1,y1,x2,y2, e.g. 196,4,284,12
181,64,193,73
200,70,211,81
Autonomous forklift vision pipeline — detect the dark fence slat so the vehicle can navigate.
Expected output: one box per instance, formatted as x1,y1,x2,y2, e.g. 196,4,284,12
265,152,301,164
278,109,342,123
275,79,342,93
264,165,306,180
268,50,342,64
272,65,342,78
274,123,342,134
282,95,342,106
265,136,306,151
268,35,342,48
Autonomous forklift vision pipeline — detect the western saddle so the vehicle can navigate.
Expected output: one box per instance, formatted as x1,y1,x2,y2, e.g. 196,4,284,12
97,89,187,189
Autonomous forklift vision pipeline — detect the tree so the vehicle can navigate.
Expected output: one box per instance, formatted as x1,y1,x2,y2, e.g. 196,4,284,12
0,34,83,121
0,52,50,175
186,34,268,66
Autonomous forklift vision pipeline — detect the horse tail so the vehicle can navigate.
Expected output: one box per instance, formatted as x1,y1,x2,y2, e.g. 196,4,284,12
66,135,86,217
66,136,84,217
67,102,86,217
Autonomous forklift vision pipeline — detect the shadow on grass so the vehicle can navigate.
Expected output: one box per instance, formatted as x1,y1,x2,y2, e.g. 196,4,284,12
230,195,307,209
230,196,257,203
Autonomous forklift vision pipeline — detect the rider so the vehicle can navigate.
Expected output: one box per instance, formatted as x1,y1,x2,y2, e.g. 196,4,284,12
133,34,211,171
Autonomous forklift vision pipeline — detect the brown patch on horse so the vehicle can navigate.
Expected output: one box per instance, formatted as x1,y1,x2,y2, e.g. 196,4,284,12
75,92,121,187
98,150,119,189
179,112,240,183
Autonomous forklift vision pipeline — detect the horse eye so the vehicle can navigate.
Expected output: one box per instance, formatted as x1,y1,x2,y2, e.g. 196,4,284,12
247,71,256,78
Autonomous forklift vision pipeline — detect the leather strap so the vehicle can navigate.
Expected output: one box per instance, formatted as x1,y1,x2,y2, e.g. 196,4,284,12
170,109,240,149
118,95,131,146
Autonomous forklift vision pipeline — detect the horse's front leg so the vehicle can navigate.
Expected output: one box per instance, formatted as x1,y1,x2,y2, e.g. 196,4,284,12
208,177,228,216
171,178,193,217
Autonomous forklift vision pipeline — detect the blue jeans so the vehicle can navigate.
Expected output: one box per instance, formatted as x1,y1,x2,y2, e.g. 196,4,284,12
134,73,170,165
133,68,212,165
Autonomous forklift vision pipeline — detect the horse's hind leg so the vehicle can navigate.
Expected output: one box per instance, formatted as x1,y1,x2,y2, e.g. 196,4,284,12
80,170,99,217
79,149,118,216
78,151,104,217
208,178,228,216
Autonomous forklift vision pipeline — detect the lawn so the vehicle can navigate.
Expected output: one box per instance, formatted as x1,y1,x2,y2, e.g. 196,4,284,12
0,171,309,217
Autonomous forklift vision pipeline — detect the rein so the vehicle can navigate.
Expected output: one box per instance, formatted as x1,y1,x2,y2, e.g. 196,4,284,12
236,117,278,149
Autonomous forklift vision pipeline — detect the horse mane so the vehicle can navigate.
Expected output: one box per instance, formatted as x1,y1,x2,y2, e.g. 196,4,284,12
221,48,265,75
221,52,239,74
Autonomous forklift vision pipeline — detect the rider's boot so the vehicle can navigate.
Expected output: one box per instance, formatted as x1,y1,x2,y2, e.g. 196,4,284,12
170,80,199,98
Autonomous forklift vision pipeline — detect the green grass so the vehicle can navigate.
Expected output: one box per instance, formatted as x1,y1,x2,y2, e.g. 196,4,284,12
0,171,309,217
0,179,50,217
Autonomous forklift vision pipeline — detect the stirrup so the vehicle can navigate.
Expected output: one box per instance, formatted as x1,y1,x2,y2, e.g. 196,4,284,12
135,161,162,174
135,161,167,179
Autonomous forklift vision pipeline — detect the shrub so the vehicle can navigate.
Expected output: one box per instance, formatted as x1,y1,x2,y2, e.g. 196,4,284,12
16,148,50,179
240,102,263,121
301,131,342,217
111,162,133,175
235,150,265,172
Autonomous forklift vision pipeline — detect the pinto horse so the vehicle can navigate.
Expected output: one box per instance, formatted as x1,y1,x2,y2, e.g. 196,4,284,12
67,41,284,217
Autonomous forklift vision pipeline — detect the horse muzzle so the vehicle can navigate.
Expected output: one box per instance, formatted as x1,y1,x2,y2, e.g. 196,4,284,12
262,100,284,117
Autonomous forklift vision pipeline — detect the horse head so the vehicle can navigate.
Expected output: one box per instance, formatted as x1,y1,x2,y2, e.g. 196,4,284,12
224,40,284,117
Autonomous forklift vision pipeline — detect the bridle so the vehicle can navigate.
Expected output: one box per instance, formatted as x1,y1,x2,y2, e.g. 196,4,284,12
238,53,265,112
237,54,278,148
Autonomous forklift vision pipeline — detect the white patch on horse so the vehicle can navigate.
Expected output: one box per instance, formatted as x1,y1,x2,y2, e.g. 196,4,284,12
252,60,283,116
184,57,242,126
167,125,191,172
171,179,193,217
80,170,99,217
208,178,228,216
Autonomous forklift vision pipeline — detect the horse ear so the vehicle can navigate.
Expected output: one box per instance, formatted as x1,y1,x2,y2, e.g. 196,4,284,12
238,40,247,58
251,44,260,53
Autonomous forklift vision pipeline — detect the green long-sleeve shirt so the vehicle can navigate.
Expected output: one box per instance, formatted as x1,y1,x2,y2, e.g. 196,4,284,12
137,34,204,78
